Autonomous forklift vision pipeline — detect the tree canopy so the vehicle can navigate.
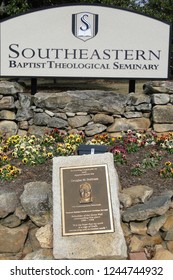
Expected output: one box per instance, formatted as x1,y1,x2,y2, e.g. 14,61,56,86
0,0,173,24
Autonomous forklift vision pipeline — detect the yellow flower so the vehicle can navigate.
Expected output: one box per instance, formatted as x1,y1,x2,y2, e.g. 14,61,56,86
2,145,8,151
20,146,26,152
31,135,36,140
3,155,8,161
76,137,81,143
47,152,53,158
7,165,13,171
12,139,17,144
10,170,15,176
58,143,63,147
91,139,97,144
65,143,71,148
22,158,28,164
165,161,172,166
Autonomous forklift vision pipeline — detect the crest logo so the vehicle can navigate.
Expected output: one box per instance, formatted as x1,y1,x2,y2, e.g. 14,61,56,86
72,12,99,42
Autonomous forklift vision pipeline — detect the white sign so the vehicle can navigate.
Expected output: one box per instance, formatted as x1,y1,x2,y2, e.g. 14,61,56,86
0,5,171,79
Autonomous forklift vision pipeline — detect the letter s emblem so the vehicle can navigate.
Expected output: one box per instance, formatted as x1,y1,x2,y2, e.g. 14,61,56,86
80,14,91,31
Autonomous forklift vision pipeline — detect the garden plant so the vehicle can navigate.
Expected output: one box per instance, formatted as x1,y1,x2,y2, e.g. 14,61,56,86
0,129,173,195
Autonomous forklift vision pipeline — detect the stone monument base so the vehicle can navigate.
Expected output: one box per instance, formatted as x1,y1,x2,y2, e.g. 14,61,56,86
53,153,127,259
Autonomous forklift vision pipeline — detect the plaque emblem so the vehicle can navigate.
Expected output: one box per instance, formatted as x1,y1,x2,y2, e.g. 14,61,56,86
60,165,114,236
72,12,99,42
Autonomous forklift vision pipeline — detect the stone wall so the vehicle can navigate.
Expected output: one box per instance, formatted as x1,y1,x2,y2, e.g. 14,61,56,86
1,80,173,138
1,80,173,259
0,181,173,260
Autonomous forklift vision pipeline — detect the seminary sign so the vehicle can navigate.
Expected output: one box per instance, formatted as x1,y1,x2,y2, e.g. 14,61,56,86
60,165,114,236
0,5,171,79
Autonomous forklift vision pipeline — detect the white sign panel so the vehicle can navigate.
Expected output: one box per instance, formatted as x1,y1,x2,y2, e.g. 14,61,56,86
0,5,171,79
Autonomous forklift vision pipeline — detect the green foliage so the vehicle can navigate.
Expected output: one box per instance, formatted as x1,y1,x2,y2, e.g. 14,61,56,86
1,0,173,23
136,0,173,23
5,0,29,15
130,149,162,176
160,161,173,178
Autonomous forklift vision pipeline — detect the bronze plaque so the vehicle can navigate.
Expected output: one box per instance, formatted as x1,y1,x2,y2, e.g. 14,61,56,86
60,164,114,236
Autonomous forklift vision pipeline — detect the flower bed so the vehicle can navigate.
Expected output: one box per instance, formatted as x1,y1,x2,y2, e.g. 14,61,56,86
1,129,173,187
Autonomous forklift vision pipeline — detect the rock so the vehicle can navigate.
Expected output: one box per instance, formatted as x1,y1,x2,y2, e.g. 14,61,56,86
76,112,88,116
153,124,173,132
23,249,54,260
0,120,18,137
153,105,173,123
33,112,51,126
85,123,107,136
152,245,173,260
22,237,33,256
0,81,23,95
66,112,75,117
17,129,28,136
0,253,22,260
163,227,173,241
152,93,170,104
167,241,173,253
0,191,20,218
16,108,33,122
127,93,151,106
0,214,21,228
33,108,44,113
0,110,15,120
48,117,68,128
54,112,67,120
34,91,128,114
28,125,51,136
19,121,29,130
144,81,173,94
20,181,53,226
19,93,31,108
135,103,152,112
16,93,33,121
121,222,131,237
28,227,41,251
162,210,173,231
121,185,153,205
119,192,132,208
35,224,53,248
129,235,144,252
122,194,171,222
93,113,114,124
129,252,147,260
107,118,150,132
45,109,54,117
68,115,91,128
0,224,28,253
14,206,27,220
147,214,167,236
130,220,149,235
0,96,15,109
135,103,152,113
124,112,142,118
139,233,162,247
